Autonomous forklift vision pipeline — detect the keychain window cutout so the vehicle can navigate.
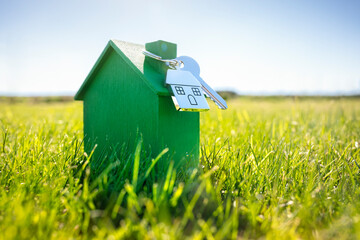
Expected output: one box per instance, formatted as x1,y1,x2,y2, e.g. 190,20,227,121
175,86,185,95
192,88,201,96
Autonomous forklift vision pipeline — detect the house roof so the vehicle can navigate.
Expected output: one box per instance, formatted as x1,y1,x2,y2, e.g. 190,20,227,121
74,39,171,100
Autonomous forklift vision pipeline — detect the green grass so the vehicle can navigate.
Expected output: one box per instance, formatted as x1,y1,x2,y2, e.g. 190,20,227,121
1,97,360,239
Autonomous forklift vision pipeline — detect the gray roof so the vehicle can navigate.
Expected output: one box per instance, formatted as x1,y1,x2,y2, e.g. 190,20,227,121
111,39,146,74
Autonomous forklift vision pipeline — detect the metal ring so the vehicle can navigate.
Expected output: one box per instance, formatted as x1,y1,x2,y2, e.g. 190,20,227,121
143,50,180,68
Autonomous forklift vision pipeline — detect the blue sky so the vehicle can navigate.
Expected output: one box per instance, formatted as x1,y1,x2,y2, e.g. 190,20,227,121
1,0,359,95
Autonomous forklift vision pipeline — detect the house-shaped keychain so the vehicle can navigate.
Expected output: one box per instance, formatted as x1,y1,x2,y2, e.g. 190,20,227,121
165,68,210,112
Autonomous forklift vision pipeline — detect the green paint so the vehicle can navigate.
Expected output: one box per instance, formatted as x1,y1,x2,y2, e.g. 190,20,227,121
75,40,199,169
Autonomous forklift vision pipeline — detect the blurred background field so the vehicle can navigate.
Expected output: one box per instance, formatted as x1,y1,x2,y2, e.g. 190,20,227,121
1,97,360,239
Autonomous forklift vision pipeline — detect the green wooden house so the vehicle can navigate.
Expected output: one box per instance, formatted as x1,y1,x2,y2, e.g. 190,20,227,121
75,39,199,167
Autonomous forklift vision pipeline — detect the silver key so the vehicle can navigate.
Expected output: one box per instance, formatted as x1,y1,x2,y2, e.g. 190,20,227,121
166,66,210,112
175,56,228,110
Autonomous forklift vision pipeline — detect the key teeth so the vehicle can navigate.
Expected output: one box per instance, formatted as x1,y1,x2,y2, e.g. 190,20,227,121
210,97,227,109
208,97,222,109
215,102,225,109
202,88,227,109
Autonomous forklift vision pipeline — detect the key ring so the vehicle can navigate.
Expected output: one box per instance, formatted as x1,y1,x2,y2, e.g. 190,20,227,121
142,50,183,69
